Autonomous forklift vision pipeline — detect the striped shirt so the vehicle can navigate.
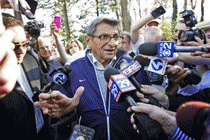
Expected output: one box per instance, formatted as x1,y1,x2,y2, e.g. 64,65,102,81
170,127,194,140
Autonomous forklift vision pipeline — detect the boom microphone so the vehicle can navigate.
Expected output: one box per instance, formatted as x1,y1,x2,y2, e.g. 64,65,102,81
176,101,210,139
104,68,168,140
32,65,71,102
139,42,210,58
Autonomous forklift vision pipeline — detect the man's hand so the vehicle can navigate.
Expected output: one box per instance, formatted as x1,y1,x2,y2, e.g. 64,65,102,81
127,102,177,136
165,65,191,85
201,52,210,58
136,85,169,108
191,43,210,58
34,86,84,118
50,22,60,38
1,0,30,12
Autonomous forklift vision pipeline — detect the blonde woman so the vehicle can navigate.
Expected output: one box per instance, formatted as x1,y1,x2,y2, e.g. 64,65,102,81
65,39,86,65
65,39,84,55
51,23,85,65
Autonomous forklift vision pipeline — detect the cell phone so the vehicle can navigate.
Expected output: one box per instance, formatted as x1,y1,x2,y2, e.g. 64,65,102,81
69,124,95,140
53,16,61,30
151,6,166,19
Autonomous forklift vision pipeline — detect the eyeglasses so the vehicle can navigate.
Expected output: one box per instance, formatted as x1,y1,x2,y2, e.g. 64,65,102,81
92,34,120,43
13,41,29,49
120,36,129,41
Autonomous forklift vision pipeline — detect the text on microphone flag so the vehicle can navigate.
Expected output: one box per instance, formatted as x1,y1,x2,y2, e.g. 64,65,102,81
108,74,136,102
157,41,175,58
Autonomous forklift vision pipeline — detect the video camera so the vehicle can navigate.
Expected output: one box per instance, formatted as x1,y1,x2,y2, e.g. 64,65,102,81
25,21,44,39
178,10,206,43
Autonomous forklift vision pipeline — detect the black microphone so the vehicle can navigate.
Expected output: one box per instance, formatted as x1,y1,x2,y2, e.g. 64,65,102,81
119,58,162,107
129,52,136,59
120,61,143,89
138,43,202,86
105,68,137,103
139,42,210,56
104,68,168,140
176,101,210,139
32,65,71,102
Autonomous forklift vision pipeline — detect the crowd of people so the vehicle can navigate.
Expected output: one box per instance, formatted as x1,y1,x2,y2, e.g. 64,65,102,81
0,1,210,140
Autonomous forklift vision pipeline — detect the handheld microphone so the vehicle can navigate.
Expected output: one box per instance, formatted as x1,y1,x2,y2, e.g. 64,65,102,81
106,69,136,103
176,101,210,139
139,42,210,58
138,43,202,86
129,52,136,59
104,68,168,140
32,65,71,102
119,59,163,107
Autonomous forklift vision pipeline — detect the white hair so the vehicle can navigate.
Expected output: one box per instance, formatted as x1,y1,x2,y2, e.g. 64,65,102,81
143,26,162,42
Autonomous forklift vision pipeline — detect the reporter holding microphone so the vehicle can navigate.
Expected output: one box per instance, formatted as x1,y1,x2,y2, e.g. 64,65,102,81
127,102,195,140
127,101,210,140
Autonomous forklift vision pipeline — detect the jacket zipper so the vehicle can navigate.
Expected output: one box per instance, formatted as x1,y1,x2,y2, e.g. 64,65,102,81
94,66,111,140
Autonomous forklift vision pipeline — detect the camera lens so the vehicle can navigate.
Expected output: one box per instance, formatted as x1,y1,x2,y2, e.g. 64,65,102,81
25,21,44,39
179,31,194,42
29,27,40,38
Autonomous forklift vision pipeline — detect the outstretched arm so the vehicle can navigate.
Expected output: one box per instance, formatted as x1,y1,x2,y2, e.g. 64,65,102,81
34,86,84,118
51,23,70,64
131,5,165,44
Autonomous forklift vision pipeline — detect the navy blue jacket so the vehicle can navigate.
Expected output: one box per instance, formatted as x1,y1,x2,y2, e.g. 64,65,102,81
68,50,151,140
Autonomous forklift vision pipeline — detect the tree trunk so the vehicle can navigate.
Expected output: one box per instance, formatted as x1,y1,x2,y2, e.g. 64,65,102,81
137,0,141,18
62,0,71,40
190,0,197,10
120,0,131,32
200,0,204,22
96,0,99,16
113,0,120,21
172,0,178,29
184,0,187,10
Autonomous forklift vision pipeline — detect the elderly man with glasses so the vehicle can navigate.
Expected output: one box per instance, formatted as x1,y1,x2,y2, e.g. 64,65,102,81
35,17,165,140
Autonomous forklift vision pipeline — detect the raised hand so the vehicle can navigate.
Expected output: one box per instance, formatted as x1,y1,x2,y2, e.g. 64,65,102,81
1,0,31,12
34,86,84,118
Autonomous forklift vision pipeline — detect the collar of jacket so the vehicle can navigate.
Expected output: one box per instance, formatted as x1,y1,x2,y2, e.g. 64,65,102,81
85,48,127,69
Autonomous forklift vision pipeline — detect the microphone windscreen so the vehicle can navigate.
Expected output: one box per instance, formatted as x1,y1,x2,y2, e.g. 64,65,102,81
63,65,72,74
129,52,136,58
138,42,157,56
176,101,210,138
104,67,120,82
134,55,150,67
